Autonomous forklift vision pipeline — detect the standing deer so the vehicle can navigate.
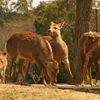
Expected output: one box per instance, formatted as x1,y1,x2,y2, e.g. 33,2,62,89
6,31,59,86
43,21,77,85
0,52,7,83
79,32,100,86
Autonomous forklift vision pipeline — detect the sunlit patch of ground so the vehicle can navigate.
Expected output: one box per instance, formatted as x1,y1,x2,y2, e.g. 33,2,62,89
0,84,100,100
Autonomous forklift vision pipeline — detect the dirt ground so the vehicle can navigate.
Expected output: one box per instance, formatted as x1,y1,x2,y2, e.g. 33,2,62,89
0,84,100,100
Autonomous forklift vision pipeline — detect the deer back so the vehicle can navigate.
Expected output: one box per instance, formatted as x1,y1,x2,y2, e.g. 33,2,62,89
7,31,54,62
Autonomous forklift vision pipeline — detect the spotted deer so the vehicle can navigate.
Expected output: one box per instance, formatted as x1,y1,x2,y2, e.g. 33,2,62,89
0,52,7,83
79,32,100,86
6,31,59,85
43,21,77,85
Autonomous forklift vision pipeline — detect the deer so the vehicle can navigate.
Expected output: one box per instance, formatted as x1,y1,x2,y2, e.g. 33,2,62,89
0,51,7,83
79,31,100,86
6,31,59,86
43,21,77,85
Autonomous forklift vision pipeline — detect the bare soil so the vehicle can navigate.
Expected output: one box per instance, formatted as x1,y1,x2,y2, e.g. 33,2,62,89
0,84,100,100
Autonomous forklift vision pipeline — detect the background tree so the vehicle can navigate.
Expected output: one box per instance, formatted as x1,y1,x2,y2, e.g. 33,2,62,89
11,0,34,13
0,0,95,84
34,0,76,84
72,0,92,84
0,0,11,26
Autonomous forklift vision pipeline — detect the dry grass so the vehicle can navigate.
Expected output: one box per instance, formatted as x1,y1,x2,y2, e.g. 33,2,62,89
0,18,35,51
0,84,100,100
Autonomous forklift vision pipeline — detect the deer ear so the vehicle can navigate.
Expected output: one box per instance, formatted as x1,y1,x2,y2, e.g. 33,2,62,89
96,35,100,41
51,21,55,26
58,22,64,29
88,35,95,39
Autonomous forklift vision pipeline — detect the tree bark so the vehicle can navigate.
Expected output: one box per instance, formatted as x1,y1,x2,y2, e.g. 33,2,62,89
72,0,92,84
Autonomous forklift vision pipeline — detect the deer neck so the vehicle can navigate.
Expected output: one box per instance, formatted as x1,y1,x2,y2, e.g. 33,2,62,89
53,33,63,43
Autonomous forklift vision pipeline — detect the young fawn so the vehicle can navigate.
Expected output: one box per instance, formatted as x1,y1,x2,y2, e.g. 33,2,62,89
6,31,58,85
0,52,7,83
43,21,77,85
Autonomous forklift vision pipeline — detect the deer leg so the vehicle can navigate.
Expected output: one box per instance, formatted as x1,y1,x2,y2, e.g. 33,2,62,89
42,66,55,86
26,61,32,78
95,62,100,86
43,62,57,86
81,60,88,86
3,69,6,83
11,62,18,82
0,71,4,83
81,56,89,86
87,66,94,86
63,58,77,86
0,70,5,83
87,60,94,86
17,59,26,82
9,57,17,82
35,60,47,86
81,63,85,86
43,67,51,85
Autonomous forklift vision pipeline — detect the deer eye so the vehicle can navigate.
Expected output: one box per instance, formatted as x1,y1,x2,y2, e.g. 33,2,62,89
54,27,57,29
92,41,94,44
52,72,54,74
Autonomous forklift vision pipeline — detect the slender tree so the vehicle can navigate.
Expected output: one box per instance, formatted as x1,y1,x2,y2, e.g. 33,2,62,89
73,0,92,84
11,0,34,13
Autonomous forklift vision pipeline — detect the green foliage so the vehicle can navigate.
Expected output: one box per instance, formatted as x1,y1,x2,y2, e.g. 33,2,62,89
10,0,34,13
0,0,34,27
34,0,76,64
34,0,76,83
0,0,10,26
0,0,95,83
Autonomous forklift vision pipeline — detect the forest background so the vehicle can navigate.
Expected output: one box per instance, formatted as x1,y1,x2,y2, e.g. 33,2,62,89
0,0,97,84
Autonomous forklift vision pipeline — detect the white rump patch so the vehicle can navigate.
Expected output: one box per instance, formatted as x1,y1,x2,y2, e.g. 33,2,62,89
89,31,93,34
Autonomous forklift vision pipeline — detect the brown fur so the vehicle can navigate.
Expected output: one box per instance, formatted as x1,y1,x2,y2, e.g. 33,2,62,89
6,31,59,85
43,22,77,85
79,31,100,86
0,52,7,83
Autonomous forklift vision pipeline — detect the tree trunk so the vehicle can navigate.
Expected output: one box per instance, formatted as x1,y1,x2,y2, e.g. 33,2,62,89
72,0,92,84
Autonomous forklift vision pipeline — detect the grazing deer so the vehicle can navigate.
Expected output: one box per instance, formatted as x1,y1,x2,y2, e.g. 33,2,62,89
43,21,77,85
0,52,7,83
6,31,59,85
79,32,100,86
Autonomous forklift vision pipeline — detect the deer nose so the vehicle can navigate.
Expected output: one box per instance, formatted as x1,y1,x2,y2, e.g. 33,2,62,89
48,30,51,33
54,79,57,83
85,50,88,53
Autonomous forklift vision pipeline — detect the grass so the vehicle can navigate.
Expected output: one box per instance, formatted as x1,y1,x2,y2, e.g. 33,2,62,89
7,92,13,96
70,90,76,93
19,91,24,93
